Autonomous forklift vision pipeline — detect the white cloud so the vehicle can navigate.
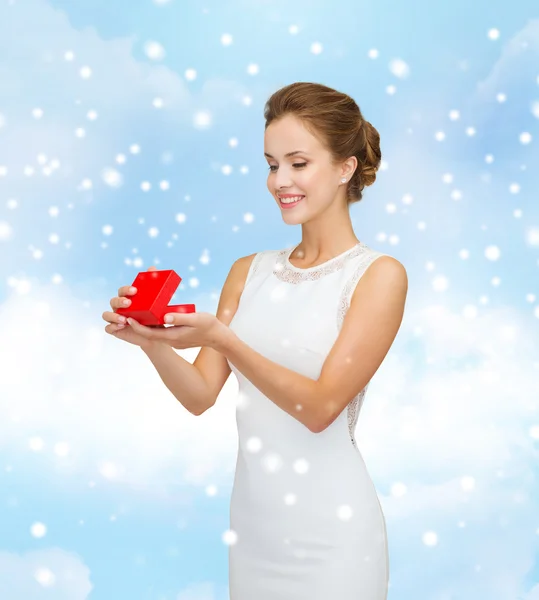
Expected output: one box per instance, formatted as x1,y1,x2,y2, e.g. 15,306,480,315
471,19,539,118
0,548,92,599
361,302,538,478
0,0,249,273
360,300,539,483
2,271,537,499
0,0,187,182
526,584,539,600
2,278,538,598
0,0,252,493
357,301,539,599
0,282,240,489
0,0,246,127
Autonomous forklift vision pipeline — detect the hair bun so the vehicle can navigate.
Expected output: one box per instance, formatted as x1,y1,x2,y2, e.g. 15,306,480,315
358,120,381,188
360,164,377,187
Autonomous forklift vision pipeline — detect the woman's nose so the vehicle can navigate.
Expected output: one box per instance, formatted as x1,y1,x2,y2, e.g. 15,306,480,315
274,171,293,188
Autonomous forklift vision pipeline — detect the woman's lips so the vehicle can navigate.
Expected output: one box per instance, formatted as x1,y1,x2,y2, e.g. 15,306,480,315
279,196,304,209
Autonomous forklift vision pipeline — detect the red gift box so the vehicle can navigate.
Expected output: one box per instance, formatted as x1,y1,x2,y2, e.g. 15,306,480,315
116,269,195,327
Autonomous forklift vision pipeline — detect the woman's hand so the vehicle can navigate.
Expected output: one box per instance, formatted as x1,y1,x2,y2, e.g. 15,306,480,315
102,266,166,348
125,311,229,352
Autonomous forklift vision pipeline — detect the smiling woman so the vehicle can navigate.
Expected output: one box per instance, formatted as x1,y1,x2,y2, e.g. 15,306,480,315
219,82,405,600
106,81,405,600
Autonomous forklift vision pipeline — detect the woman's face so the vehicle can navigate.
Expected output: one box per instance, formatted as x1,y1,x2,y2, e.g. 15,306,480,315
264,115,351,222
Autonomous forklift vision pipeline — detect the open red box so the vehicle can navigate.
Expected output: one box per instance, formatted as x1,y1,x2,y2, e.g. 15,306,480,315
116,269,195,327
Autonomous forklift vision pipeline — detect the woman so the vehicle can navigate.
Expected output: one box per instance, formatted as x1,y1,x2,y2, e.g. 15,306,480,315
103,82,408,599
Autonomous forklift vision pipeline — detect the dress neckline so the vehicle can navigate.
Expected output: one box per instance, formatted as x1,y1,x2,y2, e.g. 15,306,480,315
285,241,365,272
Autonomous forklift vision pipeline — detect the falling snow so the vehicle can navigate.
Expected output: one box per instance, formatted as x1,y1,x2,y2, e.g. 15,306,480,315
0,2,537,599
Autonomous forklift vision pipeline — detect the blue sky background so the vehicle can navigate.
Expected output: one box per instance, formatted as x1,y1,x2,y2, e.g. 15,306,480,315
1,0,539,598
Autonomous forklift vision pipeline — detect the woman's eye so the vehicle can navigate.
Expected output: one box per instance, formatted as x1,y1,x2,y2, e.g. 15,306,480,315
268,162,307,172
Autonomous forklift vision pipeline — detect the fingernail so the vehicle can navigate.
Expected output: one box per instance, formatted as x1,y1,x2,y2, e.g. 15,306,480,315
130,287,137,293
127,318,134,325
164,315,173,323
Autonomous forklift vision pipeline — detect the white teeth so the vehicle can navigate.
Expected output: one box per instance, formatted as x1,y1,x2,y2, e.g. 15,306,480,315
280,196,304,204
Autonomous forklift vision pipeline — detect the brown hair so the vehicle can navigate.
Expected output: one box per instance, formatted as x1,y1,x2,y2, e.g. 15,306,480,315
264,82,381,205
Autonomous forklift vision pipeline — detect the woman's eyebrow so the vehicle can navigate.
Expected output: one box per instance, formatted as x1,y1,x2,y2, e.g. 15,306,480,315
264,150,310,159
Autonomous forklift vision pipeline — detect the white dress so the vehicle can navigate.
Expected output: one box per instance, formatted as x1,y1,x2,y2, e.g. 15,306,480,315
226,241,390,600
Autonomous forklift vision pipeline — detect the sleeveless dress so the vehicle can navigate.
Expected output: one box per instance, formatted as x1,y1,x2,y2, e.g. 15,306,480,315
226,241,390,600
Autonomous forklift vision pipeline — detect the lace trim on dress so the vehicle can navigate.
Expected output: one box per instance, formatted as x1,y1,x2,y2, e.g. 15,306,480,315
272,242,370,284
337,252,387,448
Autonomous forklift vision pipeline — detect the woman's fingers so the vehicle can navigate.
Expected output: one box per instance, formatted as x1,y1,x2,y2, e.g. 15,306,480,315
102,310,127,325
109,268,157,325
109,294,134,310
112,296,132,310
116,284,138,298
115,266,155,299
105,322,125,335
